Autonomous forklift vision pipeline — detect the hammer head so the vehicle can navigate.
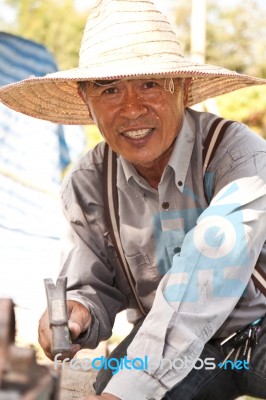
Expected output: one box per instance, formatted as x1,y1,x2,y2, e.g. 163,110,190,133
44,277,71,355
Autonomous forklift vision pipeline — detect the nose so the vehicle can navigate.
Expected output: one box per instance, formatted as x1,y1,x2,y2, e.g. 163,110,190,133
119,89,148,120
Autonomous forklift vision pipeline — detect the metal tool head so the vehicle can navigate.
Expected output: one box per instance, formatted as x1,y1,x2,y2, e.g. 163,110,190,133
44,277,71,355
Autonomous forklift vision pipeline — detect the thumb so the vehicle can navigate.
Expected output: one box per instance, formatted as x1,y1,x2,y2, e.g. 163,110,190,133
67,300,91,341
68,321,84,340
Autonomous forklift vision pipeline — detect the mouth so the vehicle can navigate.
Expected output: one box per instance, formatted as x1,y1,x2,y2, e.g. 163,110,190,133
122,128,154,139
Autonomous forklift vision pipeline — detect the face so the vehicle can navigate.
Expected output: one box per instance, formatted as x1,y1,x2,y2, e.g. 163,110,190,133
82,78,190,170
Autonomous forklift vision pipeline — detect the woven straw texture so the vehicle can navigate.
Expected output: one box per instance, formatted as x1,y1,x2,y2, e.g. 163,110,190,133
0,0,266,125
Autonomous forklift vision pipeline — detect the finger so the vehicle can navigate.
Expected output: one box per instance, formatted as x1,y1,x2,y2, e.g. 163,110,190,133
38,307,81,360
68,320,83,340
67,301,91,340
38,309,53,360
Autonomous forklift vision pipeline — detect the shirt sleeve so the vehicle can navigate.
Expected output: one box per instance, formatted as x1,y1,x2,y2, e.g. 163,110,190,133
104,146,266,399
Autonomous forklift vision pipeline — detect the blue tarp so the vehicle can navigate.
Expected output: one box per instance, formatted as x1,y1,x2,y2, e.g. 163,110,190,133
0,32,86,311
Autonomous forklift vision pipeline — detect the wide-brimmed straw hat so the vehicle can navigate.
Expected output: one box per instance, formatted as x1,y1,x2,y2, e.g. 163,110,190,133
0,0,266,125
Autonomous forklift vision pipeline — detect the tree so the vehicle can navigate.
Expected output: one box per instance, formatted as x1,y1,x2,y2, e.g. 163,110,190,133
174,0,266,78
173,0,266,136
3,0,88,69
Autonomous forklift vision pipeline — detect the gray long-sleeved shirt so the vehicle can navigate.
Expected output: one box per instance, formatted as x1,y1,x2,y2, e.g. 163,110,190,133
59,108,266,399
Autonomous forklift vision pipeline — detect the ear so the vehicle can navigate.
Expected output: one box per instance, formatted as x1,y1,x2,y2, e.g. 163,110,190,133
83,102,93,120
183,78,192,107
77,86,86,102
77,85,94,120
86,105,93,120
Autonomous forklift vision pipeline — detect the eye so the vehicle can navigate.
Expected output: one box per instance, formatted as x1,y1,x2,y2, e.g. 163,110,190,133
102,87,118,95
143,81,160,89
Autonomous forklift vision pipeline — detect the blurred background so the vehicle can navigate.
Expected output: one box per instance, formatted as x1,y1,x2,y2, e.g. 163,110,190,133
0,0,265,380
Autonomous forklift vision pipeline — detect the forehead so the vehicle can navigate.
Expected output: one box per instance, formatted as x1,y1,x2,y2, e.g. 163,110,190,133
91,78,160,87
86,77,183,89
85,78,164,93
93,79,119,86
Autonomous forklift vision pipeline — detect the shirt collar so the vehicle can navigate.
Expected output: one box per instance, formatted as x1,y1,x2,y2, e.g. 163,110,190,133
168,109,196,192
120,155,137,183
119,109,196,192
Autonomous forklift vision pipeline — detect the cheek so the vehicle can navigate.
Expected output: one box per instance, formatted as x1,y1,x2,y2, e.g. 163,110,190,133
161,104,184,139
159,93,183,116
87,105,105,132
169,95,185,120
88,101,117,129
159,102,180,125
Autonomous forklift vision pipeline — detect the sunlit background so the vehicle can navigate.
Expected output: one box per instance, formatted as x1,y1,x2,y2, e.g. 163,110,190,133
0,3,265,384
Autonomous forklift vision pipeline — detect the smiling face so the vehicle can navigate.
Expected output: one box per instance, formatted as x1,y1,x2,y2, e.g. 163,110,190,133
82,78,190,178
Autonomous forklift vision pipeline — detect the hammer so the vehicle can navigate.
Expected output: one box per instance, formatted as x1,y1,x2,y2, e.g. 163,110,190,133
44,277,71,355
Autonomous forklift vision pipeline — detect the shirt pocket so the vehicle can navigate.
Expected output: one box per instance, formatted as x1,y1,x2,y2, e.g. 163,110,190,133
125,252,162,296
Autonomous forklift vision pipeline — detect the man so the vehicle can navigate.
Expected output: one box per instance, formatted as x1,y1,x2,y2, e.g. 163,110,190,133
0,1,266,399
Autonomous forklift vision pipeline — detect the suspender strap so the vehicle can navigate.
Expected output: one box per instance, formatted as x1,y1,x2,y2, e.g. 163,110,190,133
203,118,234,202
252,265,266,297
203,117,234,176
203,117,266,297
103,143,147,316
102,117,266,308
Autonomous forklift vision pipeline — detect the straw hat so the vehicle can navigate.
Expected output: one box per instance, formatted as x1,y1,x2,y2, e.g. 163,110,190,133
0,0,265,125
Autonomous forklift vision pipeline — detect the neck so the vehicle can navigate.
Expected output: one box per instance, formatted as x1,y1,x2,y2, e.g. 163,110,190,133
134,164,163,189
133,144,174,189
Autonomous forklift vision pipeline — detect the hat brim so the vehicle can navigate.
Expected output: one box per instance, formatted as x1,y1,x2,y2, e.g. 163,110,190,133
0,62,266,125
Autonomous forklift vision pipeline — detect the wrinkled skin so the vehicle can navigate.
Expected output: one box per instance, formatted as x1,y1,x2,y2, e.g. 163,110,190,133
82,77,191,189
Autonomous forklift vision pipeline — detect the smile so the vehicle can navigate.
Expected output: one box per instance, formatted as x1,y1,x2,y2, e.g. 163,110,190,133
122,128,154,139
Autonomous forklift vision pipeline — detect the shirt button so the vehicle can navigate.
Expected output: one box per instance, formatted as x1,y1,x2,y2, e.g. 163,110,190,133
174,247,181,254
178,181,183,187
162,202,169,210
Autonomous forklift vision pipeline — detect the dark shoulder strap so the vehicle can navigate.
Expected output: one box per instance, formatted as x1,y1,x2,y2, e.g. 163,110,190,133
203,117,266,297
102,143,147,316
252,265,266,296
102,121,266,304
203,117,234,177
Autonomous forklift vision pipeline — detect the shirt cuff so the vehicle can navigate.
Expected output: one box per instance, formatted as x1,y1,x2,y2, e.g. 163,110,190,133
103,368,168,400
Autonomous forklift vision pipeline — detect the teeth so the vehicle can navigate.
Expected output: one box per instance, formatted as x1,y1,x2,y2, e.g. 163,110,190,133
123,129,152,139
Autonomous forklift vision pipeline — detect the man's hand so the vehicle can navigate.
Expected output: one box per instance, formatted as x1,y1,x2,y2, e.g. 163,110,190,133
38,300,91,360
80,394,120,400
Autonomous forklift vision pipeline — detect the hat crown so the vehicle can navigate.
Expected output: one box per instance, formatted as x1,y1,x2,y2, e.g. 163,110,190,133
79,0,184,74
1,0,264,126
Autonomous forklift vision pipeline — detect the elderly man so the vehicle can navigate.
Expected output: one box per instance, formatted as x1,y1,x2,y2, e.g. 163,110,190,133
1,1,266,399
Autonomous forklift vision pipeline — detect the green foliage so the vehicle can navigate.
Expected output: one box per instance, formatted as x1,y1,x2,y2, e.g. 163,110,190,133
84,125,103,150
3,0,87,69
173,0,266,137
172,2,191,55
206,0,266,78
3,0,266,139
175,0,266,78
216,86,266,138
